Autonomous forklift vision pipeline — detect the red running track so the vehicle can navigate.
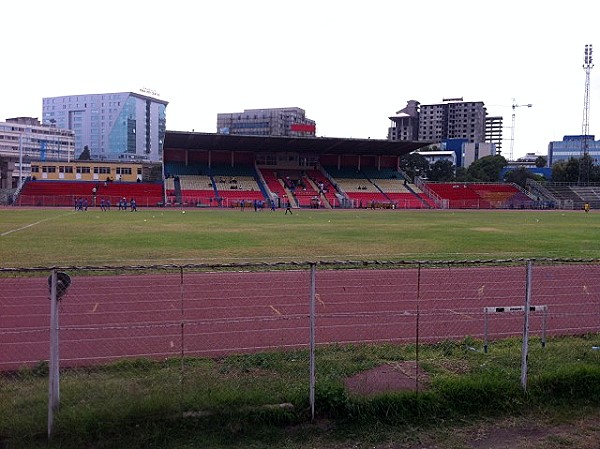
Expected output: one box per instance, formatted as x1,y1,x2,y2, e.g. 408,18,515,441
1,265,599,370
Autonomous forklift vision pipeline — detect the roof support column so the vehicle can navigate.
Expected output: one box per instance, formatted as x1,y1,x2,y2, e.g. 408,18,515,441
231,151,234,167
185,150,189,166
377,156,381,171
208,150,211,168
358,155,361,171
337,155,341,170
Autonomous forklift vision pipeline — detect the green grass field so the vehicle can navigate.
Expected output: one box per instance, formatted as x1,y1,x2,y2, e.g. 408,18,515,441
1,208,600,267
2,207,600,448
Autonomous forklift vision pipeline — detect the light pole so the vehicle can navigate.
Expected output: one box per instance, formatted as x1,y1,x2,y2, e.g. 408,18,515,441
579,44,593,185
18,133,23,189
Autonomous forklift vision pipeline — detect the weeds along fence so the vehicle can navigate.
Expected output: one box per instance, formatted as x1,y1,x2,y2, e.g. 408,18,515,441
1,258,600,441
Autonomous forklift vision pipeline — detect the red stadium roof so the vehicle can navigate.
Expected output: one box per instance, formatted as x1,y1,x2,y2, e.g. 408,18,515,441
164,131,427,156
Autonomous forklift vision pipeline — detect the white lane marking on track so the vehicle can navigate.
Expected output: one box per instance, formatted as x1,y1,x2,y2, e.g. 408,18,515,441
451,310,476,320
1,213,75,237
270,305,282,315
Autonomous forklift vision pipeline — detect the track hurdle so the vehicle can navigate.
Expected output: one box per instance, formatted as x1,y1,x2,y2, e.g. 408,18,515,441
483,305,548,353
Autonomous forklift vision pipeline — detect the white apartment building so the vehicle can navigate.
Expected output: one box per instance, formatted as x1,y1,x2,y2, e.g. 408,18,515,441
0,117,75,189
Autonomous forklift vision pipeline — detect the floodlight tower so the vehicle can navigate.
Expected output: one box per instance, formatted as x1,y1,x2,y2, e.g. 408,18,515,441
579,44,594,185
509,99,532,161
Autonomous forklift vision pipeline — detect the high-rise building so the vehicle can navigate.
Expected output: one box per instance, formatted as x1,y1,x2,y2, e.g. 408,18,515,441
388,99,502,166
389,99,500,145
42,92,168,162
485,116,503,154
418,99,487,143
216,107,316,137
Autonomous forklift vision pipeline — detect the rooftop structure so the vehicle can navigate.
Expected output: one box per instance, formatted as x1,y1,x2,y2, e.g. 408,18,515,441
217,107,316,137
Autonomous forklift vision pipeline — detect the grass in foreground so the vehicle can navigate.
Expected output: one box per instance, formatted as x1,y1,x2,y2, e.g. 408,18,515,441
2,335,600,448
1,208,600,267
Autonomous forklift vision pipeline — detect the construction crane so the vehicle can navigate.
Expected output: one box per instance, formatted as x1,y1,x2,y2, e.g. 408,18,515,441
509,99,532,161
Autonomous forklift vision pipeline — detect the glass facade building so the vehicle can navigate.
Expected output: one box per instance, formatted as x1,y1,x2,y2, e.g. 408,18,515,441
42,92,168,162
548,135,600,165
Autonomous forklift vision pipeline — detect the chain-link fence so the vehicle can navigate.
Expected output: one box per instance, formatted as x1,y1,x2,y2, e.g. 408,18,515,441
1,259,600,441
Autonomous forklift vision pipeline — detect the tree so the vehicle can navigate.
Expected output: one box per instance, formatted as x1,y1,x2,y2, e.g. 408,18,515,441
465,155,507,182
552,157,580,183
426,159,455,182
551,155,600,184
504,167,541,188
398,153,429,180
454,166,468,182
579,153,594,184
78,145,91,161
535,156,547,168
590,164,600,183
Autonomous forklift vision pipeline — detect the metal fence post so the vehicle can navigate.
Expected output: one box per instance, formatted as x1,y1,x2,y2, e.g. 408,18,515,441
521,260,533,392
484,309,489,353
48,270,60,439
309,263,316,422
180,266,185,416
415,263,421,393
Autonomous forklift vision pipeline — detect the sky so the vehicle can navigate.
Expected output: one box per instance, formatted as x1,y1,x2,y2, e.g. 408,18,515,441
1,0,599,160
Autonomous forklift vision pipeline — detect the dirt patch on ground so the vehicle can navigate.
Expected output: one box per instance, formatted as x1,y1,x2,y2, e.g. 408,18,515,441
344,362,429,395
398,417,600,449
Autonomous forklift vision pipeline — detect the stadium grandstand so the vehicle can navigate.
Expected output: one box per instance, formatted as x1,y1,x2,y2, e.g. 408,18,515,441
525,181,600,210
7,131,549,210
161,132,428,209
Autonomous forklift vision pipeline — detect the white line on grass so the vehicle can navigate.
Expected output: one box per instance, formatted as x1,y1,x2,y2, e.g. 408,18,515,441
0,212,75,237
